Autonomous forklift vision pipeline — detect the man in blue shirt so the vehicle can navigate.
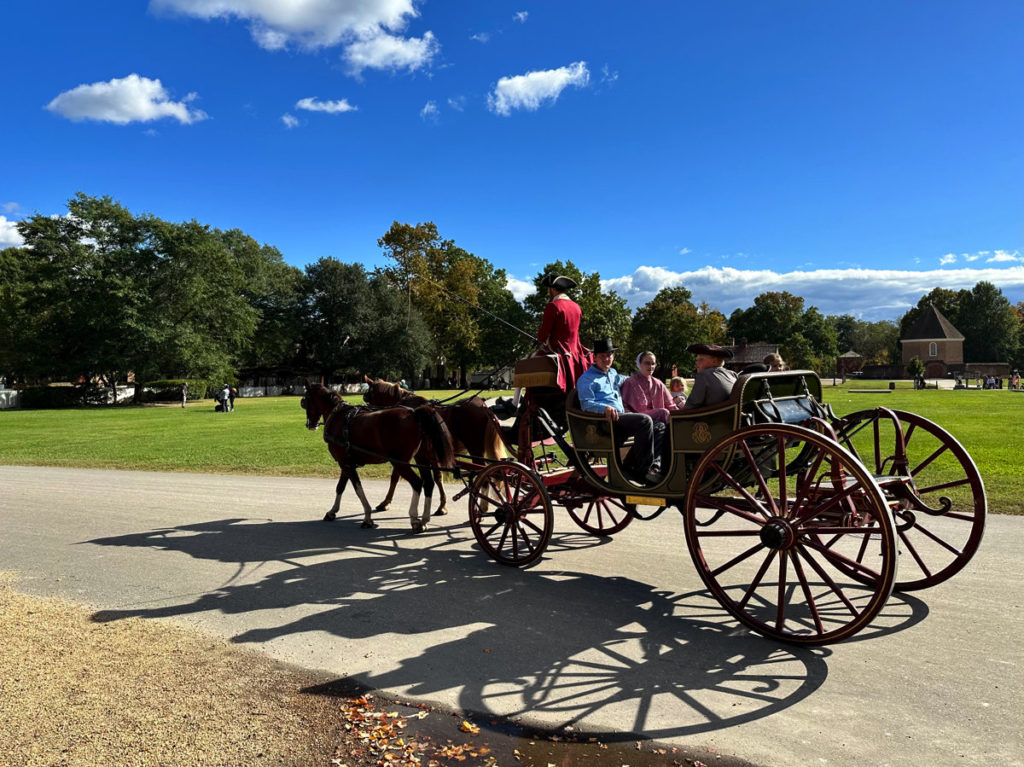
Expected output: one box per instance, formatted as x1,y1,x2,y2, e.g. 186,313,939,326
577,337,662,484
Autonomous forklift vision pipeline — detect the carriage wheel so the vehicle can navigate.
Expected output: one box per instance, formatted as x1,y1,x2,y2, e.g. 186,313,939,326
565,496,634,536
684,424,897,645
468,461,553,567
834,409,986,591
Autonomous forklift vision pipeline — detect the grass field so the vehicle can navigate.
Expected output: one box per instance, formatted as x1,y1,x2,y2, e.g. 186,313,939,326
0,386,1020,513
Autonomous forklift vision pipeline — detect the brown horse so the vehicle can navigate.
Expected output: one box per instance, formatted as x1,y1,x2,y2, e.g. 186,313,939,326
362,376,507,516
301,380,455,532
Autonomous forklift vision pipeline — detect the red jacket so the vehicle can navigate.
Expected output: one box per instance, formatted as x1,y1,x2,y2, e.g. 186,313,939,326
537,296,590,391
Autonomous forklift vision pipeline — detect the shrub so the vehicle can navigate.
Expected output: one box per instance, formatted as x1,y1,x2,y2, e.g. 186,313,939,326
18,385,109,409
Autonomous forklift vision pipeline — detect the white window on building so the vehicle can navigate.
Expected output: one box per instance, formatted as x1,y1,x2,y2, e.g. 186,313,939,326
929,342,937,357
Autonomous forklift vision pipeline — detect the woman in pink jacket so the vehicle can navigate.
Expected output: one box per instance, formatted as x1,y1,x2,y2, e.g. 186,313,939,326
621,350,678,424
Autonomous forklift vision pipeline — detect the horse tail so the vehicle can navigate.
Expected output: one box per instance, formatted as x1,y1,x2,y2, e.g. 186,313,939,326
482,411,507,461
414,406,455,469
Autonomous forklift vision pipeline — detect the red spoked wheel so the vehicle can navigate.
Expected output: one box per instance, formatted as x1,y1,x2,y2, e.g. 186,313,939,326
565,496,634,536
468,461,553,567
834,409,986,591
684,424,898,645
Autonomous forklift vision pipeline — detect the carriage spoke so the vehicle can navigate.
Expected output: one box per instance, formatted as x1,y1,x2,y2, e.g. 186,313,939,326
915,476,970,495
790,550,825,635
737,550,776,609
801,536,883,582
707,461,772,520
897,527,932,577
710,543,766,578
789,443,827,521
793,545,859,617
910,444,948,478
775,553,789,633
903,519,964,556
696,493,766,527
739,440,780,517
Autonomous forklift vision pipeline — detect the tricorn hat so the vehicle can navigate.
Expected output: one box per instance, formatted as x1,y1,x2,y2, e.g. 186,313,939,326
687,343,734,359
541,274,578,291
592,337,619,354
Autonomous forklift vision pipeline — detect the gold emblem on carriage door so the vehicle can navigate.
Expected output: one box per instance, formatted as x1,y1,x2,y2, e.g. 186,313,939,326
692,422,712,445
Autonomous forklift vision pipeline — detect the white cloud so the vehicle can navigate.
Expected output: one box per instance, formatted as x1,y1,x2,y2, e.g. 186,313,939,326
600,264,1024,321
1,202,21,215
470,32,489,43
487,61,590,116
0,215,24,247
506,276,534,302
295,97,357,114
151,0,422,50
420,100,439,121
679,247,692,256
46,74,207,125
939,253,956,265
281,113,299,129
987,250,1021,263
601,64,619,84
514,11,528,23
447,96,465,112
343,30,439,75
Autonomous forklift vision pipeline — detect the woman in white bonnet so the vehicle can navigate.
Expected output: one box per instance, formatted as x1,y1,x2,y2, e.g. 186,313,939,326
620,350,677,424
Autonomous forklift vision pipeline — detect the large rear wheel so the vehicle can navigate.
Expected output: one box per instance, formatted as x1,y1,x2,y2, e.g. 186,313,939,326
468,461,553,567
834,409,986,591
684,424,898,645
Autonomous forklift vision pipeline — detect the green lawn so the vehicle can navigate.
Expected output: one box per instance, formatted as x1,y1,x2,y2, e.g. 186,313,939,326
0,387,1020,513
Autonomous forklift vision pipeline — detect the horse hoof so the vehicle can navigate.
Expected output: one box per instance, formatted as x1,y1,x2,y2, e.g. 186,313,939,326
434,508,448,517
361,521,378,529
373,504,389,512
323,512,337,522
411,521,425,534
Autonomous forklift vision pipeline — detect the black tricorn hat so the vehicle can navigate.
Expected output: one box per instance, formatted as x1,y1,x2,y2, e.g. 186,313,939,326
592,337,618,354
541,274,578,291
687,343,734,359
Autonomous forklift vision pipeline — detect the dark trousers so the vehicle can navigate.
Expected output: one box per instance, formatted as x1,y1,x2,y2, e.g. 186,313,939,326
614,412,657,472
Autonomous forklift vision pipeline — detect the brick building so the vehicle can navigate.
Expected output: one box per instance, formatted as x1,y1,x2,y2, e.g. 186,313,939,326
899,305,964,377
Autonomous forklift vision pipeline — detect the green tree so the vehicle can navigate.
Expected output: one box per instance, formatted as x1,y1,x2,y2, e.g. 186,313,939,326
956,281,1019,363
526,260,632,349
298,258,375,381
14,194,261,397
630,287,727,374
379,221,484,382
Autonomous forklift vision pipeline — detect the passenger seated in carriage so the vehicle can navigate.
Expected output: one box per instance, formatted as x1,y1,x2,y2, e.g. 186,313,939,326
576,338,665,485
683,343,737,409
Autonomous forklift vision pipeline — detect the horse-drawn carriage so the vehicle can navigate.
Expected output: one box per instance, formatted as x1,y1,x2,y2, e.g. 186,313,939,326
303,370,985,645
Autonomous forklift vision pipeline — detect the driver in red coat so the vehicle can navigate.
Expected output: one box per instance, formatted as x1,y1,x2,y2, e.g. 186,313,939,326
537,274,590,392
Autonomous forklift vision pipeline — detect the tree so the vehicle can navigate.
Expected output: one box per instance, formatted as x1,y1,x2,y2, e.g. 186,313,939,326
14,194,262,397
221,229,306,375
728,292,805,346
379,222,485,382
729,291,837,372
298,258,375,381
525,260,632,350
0,246,32,384
630,286,727,374
956,281,1019,363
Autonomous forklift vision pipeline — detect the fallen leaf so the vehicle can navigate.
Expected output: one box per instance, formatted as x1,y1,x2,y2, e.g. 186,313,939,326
459,721,480,734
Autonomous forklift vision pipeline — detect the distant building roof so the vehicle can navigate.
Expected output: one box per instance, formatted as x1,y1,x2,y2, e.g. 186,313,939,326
902,305,964,341
839,350,862,358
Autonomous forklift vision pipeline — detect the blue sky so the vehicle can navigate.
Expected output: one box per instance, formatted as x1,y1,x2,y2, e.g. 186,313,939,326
3,1,1022,321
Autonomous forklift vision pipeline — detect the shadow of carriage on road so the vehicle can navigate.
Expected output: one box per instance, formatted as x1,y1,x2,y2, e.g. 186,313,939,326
86,514,928,741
